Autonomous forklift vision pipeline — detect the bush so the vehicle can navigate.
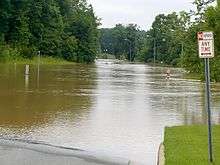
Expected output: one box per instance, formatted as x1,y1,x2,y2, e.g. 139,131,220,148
171,58,180,66
61,36,78,62
0,44,21,62
19,46,36,59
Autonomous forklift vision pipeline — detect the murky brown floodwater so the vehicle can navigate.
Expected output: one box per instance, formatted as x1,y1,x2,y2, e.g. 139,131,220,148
0,59,220,165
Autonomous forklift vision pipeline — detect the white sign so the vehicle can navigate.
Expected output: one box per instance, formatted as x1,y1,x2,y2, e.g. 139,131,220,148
198,32,214,58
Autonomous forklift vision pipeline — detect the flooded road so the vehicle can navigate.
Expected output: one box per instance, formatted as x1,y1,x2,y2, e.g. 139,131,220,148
0,59,220,165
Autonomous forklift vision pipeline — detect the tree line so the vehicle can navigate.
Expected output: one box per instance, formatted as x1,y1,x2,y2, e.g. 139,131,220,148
100,0,220,81
99,24,147,61
0,0,100,63
99,12,190,65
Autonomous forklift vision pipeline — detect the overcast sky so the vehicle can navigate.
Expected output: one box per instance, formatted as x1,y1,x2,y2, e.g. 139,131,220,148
87,0,195,30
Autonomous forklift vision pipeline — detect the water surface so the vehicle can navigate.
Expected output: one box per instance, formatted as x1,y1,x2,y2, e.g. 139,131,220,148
0,60,220,165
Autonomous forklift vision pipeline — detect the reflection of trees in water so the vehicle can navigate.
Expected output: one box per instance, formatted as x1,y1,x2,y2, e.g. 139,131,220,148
146,66,212,125
203,83,220,124
180,95,207,125
180,82,220,125
0,64,97,132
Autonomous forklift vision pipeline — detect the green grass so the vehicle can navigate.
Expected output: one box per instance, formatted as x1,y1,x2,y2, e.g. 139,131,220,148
183,72,202,81
97,53,116,59
3,56,74,65
164,125,220,165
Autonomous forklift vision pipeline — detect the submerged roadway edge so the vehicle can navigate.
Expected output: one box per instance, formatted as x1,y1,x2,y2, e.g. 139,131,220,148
157,143,165,165
0,138,141,165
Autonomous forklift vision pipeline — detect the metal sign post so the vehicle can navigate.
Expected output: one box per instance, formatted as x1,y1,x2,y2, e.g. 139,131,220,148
205,58,213,162
198,31,214,162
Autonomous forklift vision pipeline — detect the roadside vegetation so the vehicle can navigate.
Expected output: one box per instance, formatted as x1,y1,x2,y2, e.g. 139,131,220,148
164,125,220,165
97,53,116,60
7,56,73,65
0,0,99,64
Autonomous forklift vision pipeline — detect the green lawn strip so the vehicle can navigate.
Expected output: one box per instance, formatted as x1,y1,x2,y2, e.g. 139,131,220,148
3,56,74,65
183,72,202,81
164,125,220,165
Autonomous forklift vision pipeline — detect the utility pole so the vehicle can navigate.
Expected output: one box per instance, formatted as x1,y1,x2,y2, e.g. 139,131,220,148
181,42,184,56
129,42,132,62
153,38,156,65
124,39,132,62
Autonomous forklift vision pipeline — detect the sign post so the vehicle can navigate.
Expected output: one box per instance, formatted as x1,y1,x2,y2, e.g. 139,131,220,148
198,31,214,162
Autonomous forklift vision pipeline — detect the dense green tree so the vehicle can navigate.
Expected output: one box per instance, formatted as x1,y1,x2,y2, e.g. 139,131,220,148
138,12,187,65
8,0,31,45
111,24,127,59
68,3,99,63
100,28,115,55
100,24,140,61
0,0,99,63
0,0,11,42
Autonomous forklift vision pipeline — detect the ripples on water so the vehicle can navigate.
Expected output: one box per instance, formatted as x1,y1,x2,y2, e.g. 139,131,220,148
0,60,220,165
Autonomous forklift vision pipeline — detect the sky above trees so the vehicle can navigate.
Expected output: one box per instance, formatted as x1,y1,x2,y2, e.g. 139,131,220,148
88,0,195,30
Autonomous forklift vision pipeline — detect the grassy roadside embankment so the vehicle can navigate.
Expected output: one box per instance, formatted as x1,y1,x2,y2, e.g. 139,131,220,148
182,72,203,81
164,125,220,165
2,56,74,65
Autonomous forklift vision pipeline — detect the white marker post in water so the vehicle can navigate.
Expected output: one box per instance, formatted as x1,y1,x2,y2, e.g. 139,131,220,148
25,65,30,75
198,31,214,163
